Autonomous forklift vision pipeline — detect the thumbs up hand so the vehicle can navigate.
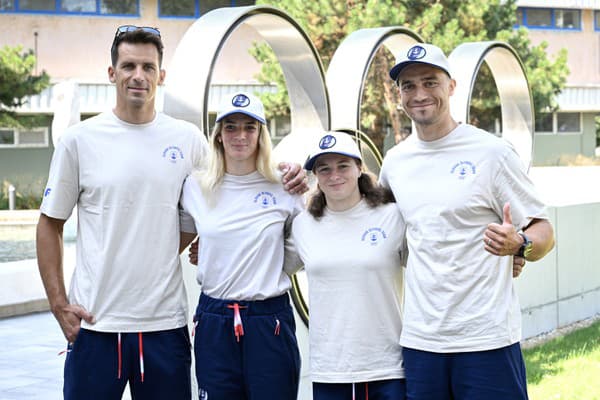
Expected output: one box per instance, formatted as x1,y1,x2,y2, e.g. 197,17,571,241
484,202,523,257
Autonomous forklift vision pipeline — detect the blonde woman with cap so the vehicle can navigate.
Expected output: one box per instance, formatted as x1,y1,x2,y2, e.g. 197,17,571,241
287,130,407,400
179,92,303,400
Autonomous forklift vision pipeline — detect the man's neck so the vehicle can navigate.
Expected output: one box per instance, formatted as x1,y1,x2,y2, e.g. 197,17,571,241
416,118,459,142
113,105,156,125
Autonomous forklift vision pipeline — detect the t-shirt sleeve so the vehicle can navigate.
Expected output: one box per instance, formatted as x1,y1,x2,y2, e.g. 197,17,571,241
179,176,197,234
379,158,390,188
492,144,548,230
283,221,303,276
39,135,79,220
282,195,304,276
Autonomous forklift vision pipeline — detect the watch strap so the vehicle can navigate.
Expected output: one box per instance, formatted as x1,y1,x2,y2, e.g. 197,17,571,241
517,232,532,258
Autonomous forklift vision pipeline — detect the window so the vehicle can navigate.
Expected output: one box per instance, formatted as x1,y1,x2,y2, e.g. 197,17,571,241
160,0,195,17
0,127,49,147
516,7,581,30
0,129,15,145
0,0,137,15
527,8,552,27
535,113,553,132
61,0,95,12
595,10,600,31
557,112,580,132
20,0,54,11
535,112,581,134
159,0,255,18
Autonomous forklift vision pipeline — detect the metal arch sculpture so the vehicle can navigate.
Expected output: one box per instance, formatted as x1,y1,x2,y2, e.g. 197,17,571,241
164,5,330,136
326,27,423,133
449,41,535,169
163,7,536,327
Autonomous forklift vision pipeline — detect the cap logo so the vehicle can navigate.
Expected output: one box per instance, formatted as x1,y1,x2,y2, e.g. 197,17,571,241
407,45,427,61
319,134,337,149
231,94,250,108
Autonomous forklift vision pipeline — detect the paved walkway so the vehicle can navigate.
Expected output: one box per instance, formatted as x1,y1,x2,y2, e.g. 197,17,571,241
0,312,138,400
0,312,65,399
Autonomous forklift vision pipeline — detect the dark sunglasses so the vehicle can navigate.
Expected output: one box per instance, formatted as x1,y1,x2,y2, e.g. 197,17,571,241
114,25,161,38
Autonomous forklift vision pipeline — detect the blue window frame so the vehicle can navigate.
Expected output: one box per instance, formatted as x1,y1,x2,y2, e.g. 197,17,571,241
158,0,255,19
516,7,581,30
595,10,600,31
0,0,138,16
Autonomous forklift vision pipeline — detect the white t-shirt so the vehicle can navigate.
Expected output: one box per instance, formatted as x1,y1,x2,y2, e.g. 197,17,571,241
290,200,406,383
40,111,207,332
380,123,548,352
179,171,303,301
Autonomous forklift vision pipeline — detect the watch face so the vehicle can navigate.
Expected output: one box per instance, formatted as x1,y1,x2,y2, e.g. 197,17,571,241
523,242,534,258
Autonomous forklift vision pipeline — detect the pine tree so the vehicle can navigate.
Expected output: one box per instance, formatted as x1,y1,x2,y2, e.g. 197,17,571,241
0,45,50,128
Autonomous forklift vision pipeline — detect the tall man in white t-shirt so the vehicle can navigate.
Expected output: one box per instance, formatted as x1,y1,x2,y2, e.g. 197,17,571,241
36,26,306,400
380,43,555,400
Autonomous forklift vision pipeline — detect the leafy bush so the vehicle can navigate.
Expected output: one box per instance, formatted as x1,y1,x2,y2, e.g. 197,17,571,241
1,180,42,210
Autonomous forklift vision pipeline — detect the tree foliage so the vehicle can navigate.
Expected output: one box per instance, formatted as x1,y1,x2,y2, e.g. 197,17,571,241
0,45,50,128
251,0,569,151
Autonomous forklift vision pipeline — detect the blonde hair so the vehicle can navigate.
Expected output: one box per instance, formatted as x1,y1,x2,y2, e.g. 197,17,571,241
194,120,279,205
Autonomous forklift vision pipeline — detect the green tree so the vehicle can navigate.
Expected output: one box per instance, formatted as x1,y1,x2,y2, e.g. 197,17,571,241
0,45,50,128
251,0,569,151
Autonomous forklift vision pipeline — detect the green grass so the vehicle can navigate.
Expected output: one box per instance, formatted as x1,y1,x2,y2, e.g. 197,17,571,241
524,320,600,400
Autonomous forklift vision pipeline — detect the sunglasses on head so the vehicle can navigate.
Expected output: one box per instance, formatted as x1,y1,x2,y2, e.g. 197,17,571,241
114,25,161,38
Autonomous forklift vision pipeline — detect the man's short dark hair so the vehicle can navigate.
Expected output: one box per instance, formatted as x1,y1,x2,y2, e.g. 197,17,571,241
110,29,164,67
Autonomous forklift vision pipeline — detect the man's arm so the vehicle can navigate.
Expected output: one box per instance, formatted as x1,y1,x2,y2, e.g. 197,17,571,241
278,162,308,194
179,231,197,254
516,218,555,261
485,202,555,262
36,214,94,342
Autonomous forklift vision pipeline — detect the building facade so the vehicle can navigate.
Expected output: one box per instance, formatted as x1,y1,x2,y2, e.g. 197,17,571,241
1,0,599,199
0,0,271,198
516,0,600,164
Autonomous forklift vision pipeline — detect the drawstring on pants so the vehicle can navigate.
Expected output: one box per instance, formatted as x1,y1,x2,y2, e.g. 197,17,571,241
117,333,122,379
226,303,247,342
192,320,199,338
274,318,281,335
351,382,369,400
115,332,145,382
138,332,145,382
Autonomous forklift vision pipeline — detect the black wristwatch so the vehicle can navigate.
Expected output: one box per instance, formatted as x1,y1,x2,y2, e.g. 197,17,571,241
517,232,533,258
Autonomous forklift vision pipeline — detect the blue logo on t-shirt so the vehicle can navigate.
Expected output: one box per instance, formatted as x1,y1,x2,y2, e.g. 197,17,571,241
361,227,387,246
254,191,277,208
162,146,184,163
450,161,476,180
44,188,52,197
